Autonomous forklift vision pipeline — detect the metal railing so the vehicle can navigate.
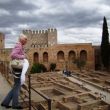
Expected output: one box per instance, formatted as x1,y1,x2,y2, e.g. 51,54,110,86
28,74,51,110
0,61,51,110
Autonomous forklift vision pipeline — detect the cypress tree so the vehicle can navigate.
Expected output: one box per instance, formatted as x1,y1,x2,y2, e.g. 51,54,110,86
101,16,110,70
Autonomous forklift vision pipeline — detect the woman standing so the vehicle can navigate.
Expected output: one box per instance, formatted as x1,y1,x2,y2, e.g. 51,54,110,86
1,34,29,109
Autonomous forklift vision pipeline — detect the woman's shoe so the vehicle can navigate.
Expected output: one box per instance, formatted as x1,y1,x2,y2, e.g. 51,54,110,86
1,103,11,108
12,105,23,109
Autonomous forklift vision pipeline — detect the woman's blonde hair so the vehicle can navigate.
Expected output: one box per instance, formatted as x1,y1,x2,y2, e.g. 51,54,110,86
19,34,27,41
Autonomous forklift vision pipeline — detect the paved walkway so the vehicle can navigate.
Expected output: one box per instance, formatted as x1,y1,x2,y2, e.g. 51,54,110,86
0,73,15,110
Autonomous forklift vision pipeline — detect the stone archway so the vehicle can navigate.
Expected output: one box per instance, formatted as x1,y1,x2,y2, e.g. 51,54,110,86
80,50,87,62
68,50,76,62
33,52,39,63
57,51,65,62
43,52,48,62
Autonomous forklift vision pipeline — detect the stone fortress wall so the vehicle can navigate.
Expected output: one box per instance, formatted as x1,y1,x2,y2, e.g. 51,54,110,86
0,28,95,71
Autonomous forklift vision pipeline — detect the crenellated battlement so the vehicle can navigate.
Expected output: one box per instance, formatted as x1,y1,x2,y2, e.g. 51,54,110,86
23,28,57,48
48,28,57,32
23,30,46,34
23,28,57,35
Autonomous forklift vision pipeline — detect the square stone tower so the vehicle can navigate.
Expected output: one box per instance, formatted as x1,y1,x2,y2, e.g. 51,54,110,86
22,28,57,49
47,28,57,46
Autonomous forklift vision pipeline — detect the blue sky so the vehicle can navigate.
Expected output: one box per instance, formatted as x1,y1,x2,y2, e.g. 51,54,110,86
0,0,110,48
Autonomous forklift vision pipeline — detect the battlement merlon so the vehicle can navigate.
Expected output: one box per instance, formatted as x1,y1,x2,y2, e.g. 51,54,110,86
47,28,57,33
22,28,57,36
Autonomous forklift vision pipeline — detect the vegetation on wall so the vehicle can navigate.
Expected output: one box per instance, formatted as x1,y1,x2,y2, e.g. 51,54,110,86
50,63,56,71
30,63,47,73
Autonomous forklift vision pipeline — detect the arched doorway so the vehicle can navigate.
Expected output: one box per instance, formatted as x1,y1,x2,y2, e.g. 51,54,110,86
33,52,39,63
57,51,65,70
57,51,65,62
80,50,87,62
68,50,76,62
43,52,48,62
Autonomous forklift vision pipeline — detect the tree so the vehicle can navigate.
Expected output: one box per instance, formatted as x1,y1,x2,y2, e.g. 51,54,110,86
73,58,86,72
101,16,110,70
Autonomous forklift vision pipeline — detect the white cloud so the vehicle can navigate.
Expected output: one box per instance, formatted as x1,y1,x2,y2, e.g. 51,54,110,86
98,4,110,15
23,0,72,15
0,0,11,3
73,0,100,9
0,9,10,16
17,11,32,17
23,0,47,7
58,27,102,45
18,24,29,28
0,0,110,48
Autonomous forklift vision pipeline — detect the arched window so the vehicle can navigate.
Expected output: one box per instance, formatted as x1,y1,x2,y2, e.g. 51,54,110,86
43,52,48,62
80,50,87,62
57,51,65,61
68,51,76,62
33,52,39,63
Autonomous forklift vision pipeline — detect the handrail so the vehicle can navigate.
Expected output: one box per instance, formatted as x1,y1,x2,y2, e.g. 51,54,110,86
28,74,31,110
28,74,51,110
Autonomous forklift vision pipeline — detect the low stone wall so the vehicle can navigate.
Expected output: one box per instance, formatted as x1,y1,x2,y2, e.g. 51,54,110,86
78,100,109,110
57,101,71,110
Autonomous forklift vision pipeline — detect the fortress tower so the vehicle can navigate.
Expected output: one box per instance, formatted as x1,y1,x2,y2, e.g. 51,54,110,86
22,28,57,49
0,32,5,49
47,28,57,46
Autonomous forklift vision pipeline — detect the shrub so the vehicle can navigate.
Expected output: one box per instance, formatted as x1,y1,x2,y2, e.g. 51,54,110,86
30,63,47,73
50,63,56,71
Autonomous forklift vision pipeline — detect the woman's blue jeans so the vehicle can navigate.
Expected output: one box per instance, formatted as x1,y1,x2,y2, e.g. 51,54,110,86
1,77,21,107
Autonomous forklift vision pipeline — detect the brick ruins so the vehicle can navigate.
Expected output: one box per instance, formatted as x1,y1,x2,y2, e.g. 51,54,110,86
23,72,110,110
